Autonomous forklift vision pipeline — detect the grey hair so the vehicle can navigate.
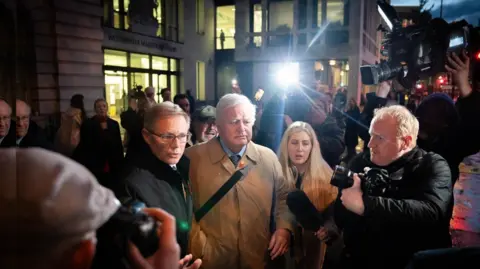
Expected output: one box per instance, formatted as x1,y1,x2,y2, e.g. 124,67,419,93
144,101,190,130
216,93,256,123
373,105,419,146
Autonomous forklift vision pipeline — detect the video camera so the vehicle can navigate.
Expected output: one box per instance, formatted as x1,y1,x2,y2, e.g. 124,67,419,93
361,0,480,88
92,201,159,269
330,165,392,196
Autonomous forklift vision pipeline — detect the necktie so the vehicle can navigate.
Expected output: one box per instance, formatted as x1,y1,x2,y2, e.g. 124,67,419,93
229,154,241,167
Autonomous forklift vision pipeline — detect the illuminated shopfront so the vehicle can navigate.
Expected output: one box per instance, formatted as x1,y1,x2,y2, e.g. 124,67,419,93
104,49,179,119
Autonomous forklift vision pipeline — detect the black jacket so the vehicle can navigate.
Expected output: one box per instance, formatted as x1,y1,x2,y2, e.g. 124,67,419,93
119,149,193,257
313,115,346,168
17,120,53,150
73,116,124,188
334,147,453,269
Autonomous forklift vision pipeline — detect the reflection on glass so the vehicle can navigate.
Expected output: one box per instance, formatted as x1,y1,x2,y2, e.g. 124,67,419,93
268,0,293,31
254,36,262,47
131,73,150,91
170,59,177,71
216,5,235,50
327,0,344,26
104,49,128,67
153,56,169,70
153,74,169,102
124,0,130,11
114,13,121,28
105,70,128,120
130,53,150,69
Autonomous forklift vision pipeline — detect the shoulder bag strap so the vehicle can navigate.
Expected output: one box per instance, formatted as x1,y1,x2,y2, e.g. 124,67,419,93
194,166,250,222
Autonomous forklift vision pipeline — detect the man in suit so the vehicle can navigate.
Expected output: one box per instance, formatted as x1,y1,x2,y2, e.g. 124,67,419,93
16,99,52,150
186,93,294,269
0,98,15,148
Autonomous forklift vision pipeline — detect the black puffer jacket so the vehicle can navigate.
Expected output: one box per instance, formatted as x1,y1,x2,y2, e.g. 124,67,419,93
334,147,453,269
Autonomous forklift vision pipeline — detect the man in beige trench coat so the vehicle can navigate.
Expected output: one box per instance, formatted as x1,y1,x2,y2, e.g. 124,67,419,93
185,93,294,269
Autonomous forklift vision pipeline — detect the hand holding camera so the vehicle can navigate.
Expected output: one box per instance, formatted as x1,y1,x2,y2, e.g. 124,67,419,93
128,208,202,269
339,173,365,216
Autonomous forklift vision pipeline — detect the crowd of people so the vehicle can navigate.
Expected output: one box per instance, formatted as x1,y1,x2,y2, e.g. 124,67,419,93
1,52,480,269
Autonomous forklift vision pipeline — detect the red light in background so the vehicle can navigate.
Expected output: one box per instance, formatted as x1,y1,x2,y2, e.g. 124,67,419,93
476,51,480,60
439,79,445,84
416,83,423,89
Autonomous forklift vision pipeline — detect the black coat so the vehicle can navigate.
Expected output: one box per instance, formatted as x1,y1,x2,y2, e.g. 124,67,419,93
17,120,53,150
334,147,453,269
118,149,193,257
73,116,124,188
313,115,346,168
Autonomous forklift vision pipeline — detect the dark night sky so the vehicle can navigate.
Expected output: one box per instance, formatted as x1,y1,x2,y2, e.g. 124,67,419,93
391,0,480,25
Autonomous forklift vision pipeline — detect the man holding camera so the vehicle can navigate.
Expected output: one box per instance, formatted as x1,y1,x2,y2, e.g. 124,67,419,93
0,148,199,269
334,105,453,269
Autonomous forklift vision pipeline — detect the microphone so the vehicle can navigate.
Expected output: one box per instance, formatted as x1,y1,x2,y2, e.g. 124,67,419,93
287,190,325,231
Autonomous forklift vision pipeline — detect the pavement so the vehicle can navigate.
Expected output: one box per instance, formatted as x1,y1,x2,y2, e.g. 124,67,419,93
451,152,480,247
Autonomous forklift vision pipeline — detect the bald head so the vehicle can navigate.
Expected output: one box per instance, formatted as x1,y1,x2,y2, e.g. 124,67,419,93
16,99,31,138
0,99,11,137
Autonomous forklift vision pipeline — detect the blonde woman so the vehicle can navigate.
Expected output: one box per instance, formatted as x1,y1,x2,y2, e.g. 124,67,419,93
278,121,339,269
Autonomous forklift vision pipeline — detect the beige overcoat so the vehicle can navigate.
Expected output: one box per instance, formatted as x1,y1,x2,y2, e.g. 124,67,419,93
185,139,294,269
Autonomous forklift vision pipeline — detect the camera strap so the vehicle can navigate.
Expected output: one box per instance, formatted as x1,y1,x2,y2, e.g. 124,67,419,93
194,166,251,222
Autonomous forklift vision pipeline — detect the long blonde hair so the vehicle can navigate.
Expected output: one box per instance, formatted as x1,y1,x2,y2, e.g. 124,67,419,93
278,121,338,211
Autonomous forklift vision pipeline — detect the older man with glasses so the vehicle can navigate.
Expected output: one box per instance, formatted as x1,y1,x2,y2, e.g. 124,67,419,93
118,101,199,265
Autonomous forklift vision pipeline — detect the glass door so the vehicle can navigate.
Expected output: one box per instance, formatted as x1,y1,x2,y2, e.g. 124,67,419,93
105,70,128,120
153,73,169,102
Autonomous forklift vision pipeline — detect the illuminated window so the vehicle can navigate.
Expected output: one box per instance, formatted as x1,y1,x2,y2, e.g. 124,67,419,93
196,0,205,34
252,3,263,47
326,0,345,26
130,53,150,69
216,6,236,49
170,58,177,71
268,0,293,31
196,61,206,100
314,60,349,88
104,49,127,67
152,56,169,71
317,0,324,26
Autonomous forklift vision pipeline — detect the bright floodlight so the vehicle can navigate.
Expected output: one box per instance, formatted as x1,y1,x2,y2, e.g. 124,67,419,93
275,62,299,86
232,79,238,85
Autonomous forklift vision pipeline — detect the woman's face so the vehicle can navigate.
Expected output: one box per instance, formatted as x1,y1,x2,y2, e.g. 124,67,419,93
95,100,108,117
287,131,313,166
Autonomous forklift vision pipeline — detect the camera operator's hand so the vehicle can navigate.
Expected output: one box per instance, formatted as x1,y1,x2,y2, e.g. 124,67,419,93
128,208,181,269
376,80,392,98
178,254,202,269
340,174,365,216
446,51,472,97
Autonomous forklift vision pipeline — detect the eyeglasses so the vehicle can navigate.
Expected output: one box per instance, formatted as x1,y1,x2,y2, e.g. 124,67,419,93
147,129,191,144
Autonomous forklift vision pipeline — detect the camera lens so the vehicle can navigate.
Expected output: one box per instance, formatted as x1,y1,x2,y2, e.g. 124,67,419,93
360,62,403,85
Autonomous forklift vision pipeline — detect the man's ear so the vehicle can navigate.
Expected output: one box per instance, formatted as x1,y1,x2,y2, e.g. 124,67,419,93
142,128,151,146
402,135,413,150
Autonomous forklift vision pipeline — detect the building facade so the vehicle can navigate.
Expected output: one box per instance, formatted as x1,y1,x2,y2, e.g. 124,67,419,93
215,0,382,102
1,0,215,123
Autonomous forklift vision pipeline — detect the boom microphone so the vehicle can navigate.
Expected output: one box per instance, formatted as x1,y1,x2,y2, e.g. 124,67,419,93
286,190,325,231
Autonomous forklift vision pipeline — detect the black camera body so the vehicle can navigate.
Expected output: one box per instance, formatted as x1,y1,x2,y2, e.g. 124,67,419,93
330,165,392,196
361,0,480,88
92,201,159,269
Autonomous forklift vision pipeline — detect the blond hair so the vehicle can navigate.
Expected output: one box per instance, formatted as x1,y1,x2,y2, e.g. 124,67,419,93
278,121,337,212
144,101,190,130
373,105,419,146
